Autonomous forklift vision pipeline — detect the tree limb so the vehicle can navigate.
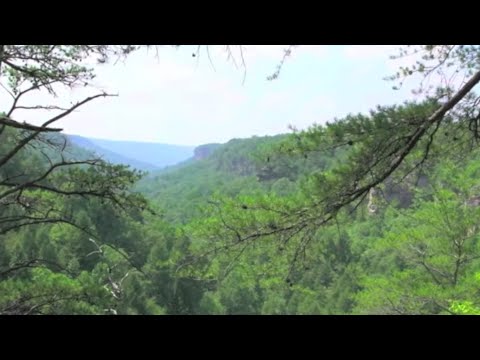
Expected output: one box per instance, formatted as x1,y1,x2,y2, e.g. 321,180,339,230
0,93,116,169
0,115,62,132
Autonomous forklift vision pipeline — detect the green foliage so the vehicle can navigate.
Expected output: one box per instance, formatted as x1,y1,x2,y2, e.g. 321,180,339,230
135,99,480,315
355,152,480,314
0,267,109,315
4,44,480,314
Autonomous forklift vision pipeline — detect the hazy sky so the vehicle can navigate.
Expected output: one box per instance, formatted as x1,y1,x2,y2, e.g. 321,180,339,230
1,45,426,146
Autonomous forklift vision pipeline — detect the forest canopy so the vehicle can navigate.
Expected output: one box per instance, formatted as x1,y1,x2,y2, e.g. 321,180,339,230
1,45,480,315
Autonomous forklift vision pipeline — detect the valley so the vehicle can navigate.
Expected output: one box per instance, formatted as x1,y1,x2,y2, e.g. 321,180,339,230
2,45,480,315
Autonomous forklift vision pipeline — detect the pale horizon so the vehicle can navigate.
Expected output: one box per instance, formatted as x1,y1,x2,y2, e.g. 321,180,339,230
1,45,424,146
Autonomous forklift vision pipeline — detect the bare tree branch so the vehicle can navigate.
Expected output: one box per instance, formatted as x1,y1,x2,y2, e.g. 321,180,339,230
0,159,101,200
0,93,116,169
0,258,74,278
0,115,62,132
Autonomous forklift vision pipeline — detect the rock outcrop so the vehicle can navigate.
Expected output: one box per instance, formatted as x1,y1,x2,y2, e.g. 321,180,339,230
194,143,221,160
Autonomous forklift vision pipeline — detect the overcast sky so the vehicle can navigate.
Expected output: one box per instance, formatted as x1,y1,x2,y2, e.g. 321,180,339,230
1,45,425,146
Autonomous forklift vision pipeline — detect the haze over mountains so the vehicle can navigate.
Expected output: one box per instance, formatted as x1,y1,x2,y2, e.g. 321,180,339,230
66,134,196,171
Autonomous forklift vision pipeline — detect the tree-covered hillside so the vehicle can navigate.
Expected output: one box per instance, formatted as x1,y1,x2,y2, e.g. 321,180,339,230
131,101,480,314
4,101,480,315
136,134,338,222
3,45,480,315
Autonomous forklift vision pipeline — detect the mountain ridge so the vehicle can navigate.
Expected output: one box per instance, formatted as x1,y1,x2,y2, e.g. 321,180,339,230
66,134,196,171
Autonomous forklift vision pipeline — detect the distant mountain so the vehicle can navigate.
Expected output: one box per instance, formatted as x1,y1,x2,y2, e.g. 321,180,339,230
66,135,195,171
66,135,159,171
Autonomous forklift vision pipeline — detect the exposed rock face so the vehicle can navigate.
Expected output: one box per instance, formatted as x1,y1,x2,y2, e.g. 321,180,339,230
467,196,480,207
368,187,378,214
194,143,221,160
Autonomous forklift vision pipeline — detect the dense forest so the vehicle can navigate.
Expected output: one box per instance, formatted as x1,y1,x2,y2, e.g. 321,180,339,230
2,45,480,315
